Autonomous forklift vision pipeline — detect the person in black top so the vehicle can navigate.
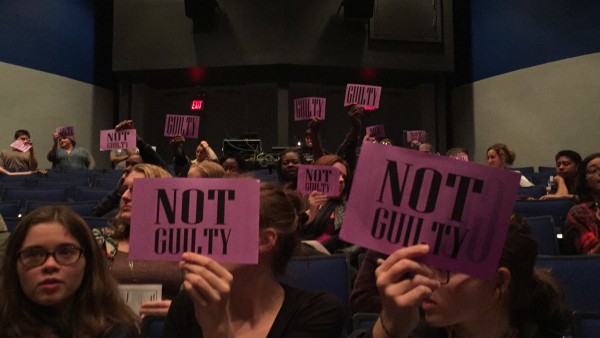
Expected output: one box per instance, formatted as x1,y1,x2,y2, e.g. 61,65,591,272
164,183,344,338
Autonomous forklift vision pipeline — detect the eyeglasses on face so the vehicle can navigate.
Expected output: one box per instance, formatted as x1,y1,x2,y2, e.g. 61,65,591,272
17,244,84,268
586,166,600,175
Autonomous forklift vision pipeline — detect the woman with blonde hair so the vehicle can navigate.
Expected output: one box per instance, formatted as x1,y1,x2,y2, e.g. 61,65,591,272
94,163,181,317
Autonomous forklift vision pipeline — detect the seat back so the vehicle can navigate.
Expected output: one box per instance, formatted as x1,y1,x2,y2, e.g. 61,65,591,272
513,166,535,175
513,199,574,233
518,185,547,199
573,311,600,338
524,216,559,255
74,187,113,202
2,187,68,209
0,200,21,217
141,315,166,338
24,201,98,217
279,254,351,306
536,255,600,313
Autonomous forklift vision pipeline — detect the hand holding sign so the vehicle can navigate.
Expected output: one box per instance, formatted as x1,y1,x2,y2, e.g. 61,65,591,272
340,142,520,279
180,252,232,313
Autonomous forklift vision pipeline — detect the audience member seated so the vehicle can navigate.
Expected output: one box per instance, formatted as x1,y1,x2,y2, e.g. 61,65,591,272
169,136,218,177
446,147,469,161
93,164,182,316
114,120,167,169
277,148,304,191
351,215,571,338
300,155,351,253
187,161,225,178
163,183,345,338
0,129,38,172
540,150,582,200
47,132,96,170
0,205,139,337
219,153,247,175
487,143,534,187
418,143,434,154
565,153,600,254
111,148,136,170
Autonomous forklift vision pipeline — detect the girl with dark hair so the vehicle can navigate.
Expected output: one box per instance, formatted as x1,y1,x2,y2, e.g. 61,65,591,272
163,183,344,337
299,154,352,253
352,215,571,338
0,205,139,337
565,153,600,254
276,148,305,191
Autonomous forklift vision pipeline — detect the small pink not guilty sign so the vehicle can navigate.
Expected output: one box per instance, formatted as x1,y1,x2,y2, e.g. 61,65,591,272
297,164,341,197
366,124,385,138
55,126,75,137
406,130,427,143
99,129,137,151
164,114,200,138
129,178,260,264
10,139,32,152
294,97,326,121
344,84,382,109
339,142,521,280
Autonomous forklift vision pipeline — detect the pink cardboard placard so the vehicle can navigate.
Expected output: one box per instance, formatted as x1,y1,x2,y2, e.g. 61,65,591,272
99,129,137,151
339,142,521,280
405,130,427,143
366,124,385,138
164,114,200,138
55,126,75,137
129,178,260,264
296,164,341,197
293,97,326,121
10,139,32,152
344,84,382,109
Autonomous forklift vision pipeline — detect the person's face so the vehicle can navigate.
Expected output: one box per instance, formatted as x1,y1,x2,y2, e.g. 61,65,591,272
281,152,301,180
421,273,498,328
556,156,577,179
16,134,31,143
59,137,72,149
120,171,146,224
222,158,240,173
195,145,207,162
333,162,348,196
17,222,86,310
487,149,504,168
585,157,600,193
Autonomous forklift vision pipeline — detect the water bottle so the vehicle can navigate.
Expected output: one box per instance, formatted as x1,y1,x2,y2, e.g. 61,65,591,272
546,176,555,194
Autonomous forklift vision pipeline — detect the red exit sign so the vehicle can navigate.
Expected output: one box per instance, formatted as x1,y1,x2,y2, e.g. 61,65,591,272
190,100,204,111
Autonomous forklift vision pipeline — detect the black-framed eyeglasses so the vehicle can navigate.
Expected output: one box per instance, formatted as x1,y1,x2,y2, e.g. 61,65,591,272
17,244,84,268
431,268,452,285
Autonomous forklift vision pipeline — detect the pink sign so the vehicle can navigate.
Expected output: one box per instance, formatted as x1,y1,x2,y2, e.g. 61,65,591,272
55,126,75,137
296,164,341,197
339,142,521,280
366,124,385,138
129,178,260,263
99,129,137,151
405,130,427,143
293,97,326,121
344,84,382,109
10,139,32,152
450,154,469,162
164,114,200,138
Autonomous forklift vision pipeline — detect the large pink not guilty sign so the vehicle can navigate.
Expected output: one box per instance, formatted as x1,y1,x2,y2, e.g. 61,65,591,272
128,178,260,264
340,142,521,279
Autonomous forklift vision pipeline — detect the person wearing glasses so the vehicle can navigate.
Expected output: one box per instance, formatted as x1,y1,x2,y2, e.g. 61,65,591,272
0,205,139,337
565,153,600,254
351,215,571,338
